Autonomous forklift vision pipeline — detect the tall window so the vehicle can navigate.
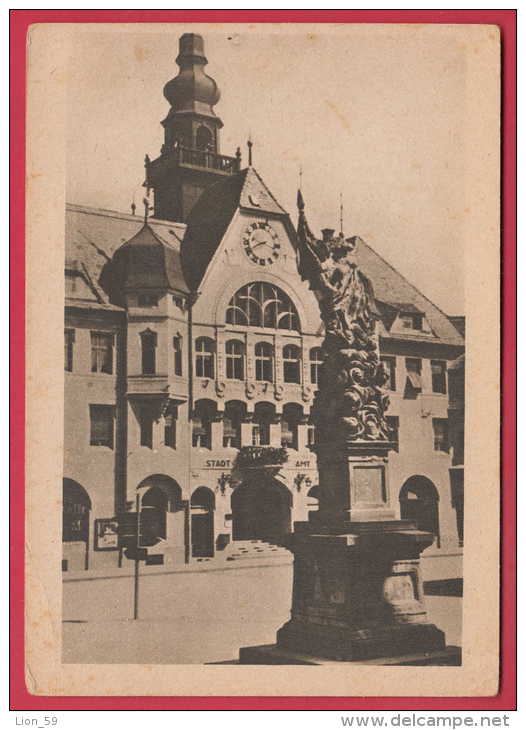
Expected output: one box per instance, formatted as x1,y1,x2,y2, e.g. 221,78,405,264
252,403,273,446
196,125,213,150
433,418,450,453
307,423,316,446
192,401,215,449
255,342,273,382
380,356,396,391
226,340,244,380
173,336,183,376
310,347,323,386
195,337,215,379
283,344,301,384
281,404,301,450
64,329,75,372
140,330,157,375
223,402,244,448
431,360,447,394
91,332,113,374
405,357,422,393
89,405,114,448
386,415,400,452
226,282,299,331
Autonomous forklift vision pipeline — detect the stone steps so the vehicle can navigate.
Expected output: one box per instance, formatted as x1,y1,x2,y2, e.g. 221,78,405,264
220,539,291,562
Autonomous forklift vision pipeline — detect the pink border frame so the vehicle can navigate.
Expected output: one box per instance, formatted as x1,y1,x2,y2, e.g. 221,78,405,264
9,9,516,711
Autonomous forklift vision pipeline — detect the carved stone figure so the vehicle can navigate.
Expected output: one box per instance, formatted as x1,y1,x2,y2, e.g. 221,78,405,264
296,190,390,443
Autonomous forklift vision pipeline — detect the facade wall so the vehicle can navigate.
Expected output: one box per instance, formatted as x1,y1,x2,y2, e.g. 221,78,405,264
63,237,463,571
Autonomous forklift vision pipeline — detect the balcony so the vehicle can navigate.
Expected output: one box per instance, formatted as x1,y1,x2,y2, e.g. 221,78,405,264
127,374,188,401
148,145,240,177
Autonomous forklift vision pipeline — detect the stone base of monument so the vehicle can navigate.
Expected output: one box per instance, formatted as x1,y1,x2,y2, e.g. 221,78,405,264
239,645,461,665
240,520,453,665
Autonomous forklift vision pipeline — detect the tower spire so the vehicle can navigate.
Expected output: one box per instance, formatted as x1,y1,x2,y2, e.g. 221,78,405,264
339,192,344,236
247,135,253,167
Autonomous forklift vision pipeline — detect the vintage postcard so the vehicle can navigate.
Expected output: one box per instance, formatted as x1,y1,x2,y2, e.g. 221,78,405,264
24,22,501,696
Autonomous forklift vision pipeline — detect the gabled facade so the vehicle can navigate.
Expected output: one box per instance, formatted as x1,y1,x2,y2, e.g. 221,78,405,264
63,34,465,574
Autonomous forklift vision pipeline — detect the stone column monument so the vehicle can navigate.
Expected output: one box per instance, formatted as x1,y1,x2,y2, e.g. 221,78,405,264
240,192,454,664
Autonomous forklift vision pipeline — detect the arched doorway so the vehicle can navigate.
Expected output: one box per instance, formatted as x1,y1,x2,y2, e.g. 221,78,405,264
399,476,440,548
137,475,185,563
141,485,169,540
63,479,91,571
307,485,320,513
232,477,292,544
191,487,215,558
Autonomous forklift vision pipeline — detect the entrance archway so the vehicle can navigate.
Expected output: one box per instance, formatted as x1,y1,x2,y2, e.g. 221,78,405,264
191,487,215,558
63,479,91,571
137,475,185,561
232,477,292,544
399,476,440,548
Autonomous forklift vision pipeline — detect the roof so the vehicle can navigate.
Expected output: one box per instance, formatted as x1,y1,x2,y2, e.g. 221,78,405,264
103,224,189,304
66,202,464,348
65,204,188,305
352,238,464,347
448,315,466,337
382,302,423,315
181,167,293,291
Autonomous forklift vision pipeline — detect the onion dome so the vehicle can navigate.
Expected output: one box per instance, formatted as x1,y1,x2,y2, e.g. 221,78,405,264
163,34,220,117
101,223,188,306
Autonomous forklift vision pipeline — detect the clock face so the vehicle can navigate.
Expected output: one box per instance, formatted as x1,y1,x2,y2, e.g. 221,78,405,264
243,221,281,266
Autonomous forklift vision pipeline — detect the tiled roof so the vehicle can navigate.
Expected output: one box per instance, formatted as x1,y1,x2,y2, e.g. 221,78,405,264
448,315,466,337
353,238,464,347
66,202,464,348
66,204,187,304
181,167,294,291
102,223,189,304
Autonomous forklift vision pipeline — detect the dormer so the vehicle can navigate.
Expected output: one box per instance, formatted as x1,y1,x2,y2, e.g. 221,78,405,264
377,301,436,338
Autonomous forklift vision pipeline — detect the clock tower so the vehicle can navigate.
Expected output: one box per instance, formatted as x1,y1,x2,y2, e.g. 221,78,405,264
145,33,241,223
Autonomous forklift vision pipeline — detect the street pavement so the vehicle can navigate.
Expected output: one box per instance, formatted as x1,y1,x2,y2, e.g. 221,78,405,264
63,561,462,664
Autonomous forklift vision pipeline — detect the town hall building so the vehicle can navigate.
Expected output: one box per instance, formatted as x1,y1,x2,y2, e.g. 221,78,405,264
63,33,465,573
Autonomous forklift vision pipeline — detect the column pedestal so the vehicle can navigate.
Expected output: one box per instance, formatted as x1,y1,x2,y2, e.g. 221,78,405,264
239,441,447,664
275,521,445,662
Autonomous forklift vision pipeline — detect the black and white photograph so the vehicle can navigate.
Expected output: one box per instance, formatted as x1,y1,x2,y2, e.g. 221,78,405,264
24,21,501,696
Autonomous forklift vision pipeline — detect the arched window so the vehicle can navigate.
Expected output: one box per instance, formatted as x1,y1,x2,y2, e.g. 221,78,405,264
307,485,320,513
399,476,440,548
281,404,302,450
225,340,244,380
140,329,157,375
192,400,216,449
255,342,273,382
309,347,323,386
195,337,215,379
223,401,245,448
196,125,213,151
283,344,301,384
252,403,274,446
226,282,300,331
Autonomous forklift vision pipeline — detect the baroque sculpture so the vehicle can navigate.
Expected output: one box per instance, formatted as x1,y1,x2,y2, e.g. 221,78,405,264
296,189,390,444
240,192,454,665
